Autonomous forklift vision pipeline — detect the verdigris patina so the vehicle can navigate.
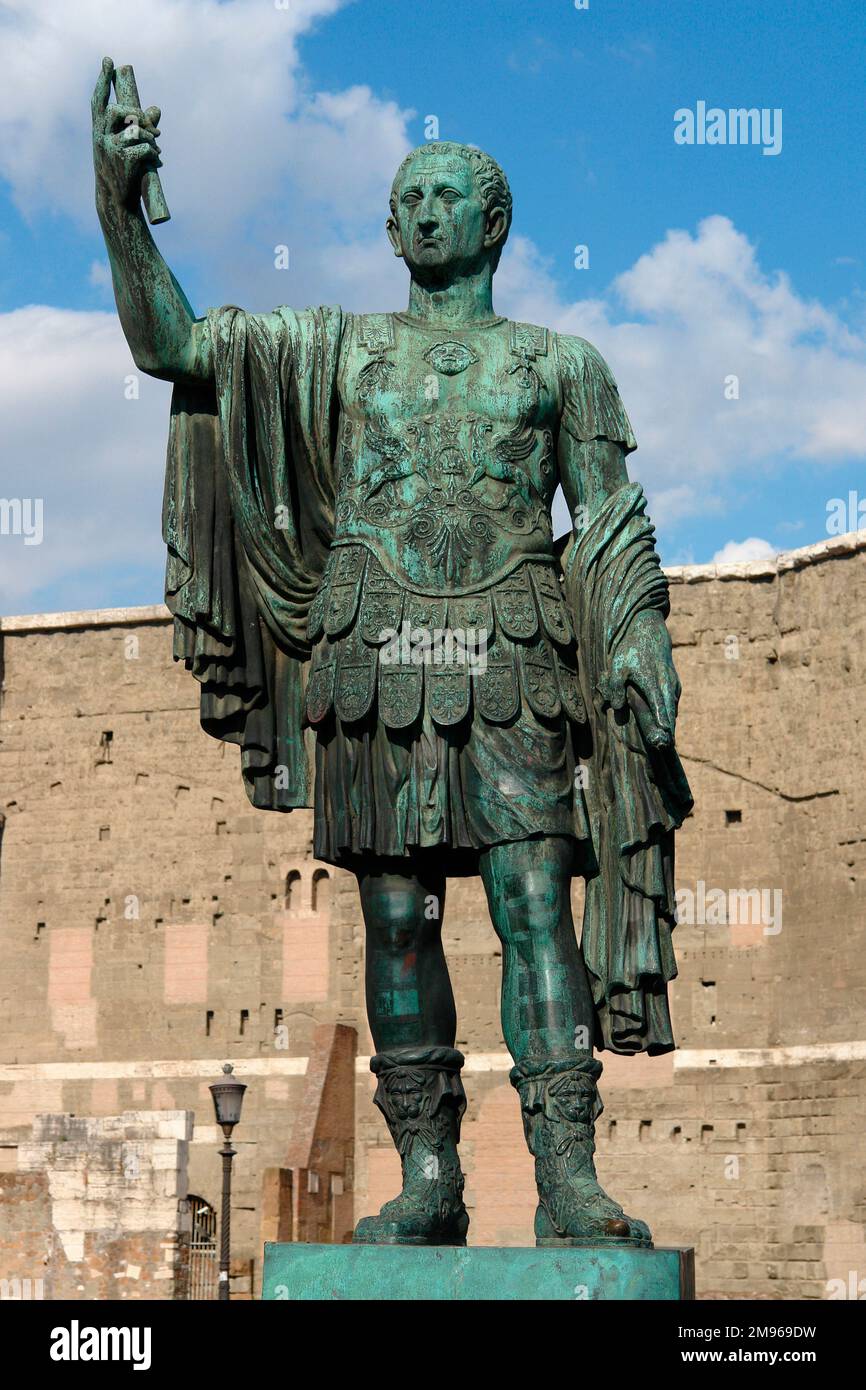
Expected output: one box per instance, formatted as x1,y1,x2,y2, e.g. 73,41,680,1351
94,56,693,1249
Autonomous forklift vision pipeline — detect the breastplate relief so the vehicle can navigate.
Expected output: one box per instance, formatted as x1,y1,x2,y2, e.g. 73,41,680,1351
335,315,558,593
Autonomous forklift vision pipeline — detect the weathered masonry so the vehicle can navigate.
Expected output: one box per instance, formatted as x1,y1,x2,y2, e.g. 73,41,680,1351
1,532,864,1298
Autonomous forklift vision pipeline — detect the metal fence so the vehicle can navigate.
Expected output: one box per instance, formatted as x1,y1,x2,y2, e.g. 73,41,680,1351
185,1195,218,1300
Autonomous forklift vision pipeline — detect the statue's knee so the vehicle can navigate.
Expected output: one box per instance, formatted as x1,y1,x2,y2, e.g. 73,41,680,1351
365,883,426,954
493,868,564,954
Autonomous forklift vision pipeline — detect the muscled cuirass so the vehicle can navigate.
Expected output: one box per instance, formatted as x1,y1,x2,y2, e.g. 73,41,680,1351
304,313,586,735
332,312,560,593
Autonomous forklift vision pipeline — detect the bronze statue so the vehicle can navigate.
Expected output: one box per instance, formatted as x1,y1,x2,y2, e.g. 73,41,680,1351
93,57,692,1249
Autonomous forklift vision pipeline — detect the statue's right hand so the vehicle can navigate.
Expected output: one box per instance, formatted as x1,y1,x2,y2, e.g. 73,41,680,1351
92,57,162,215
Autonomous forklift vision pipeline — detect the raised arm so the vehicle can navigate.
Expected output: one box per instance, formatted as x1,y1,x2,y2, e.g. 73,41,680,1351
92,58,210,382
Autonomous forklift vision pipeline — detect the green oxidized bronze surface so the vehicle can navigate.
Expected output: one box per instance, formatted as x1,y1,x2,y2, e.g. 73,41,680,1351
95,59,693,1251
262,1242,696,1300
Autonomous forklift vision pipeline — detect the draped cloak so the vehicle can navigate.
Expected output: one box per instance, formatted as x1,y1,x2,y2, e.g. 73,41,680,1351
162,304,692,1054
163,305,341,812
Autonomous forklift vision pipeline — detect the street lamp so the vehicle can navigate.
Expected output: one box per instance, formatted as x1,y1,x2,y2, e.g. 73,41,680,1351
209,1062,247,1302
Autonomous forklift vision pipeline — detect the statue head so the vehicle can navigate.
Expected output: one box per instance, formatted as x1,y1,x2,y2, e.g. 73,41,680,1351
387,142,512,284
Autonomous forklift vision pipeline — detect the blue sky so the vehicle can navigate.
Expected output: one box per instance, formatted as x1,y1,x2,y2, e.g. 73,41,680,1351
1,0,865,614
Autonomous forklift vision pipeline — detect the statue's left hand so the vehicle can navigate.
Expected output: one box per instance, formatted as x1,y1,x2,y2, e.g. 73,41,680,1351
600,609,681,750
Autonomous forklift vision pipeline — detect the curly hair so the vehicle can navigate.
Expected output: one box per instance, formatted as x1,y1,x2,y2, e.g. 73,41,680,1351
389,142,513,268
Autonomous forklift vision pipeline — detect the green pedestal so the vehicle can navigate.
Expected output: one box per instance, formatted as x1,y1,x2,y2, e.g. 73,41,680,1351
262,1243,695,1301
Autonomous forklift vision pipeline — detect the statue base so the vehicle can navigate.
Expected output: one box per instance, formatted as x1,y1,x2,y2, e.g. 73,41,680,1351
262,1242,695,1301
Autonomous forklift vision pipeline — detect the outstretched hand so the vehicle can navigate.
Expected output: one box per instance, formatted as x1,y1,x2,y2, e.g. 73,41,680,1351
92,57,162,216
598,608,682,750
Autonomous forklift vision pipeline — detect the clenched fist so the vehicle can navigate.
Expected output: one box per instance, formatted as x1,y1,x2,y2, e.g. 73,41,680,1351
92,57,162,217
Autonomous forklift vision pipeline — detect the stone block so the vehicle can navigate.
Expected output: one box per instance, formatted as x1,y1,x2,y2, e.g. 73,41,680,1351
261,1242,695,1301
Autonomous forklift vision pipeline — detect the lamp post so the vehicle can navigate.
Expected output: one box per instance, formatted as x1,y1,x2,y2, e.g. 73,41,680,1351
209,1062,247,1302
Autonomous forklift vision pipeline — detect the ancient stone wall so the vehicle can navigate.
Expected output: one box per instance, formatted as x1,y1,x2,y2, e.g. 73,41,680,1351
0,1110,191,1300
1,532,864,1298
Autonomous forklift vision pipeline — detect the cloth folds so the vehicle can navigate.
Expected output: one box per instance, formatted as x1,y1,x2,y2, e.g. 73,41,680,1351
162,305,342,809
563,482,693,1054
161,308,691,1055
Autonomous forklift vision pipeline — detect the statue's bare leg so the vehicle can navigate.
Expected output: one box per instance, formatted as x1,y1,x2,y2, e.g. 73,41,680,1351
478,834,593,1059
352,857,469,1246
479,835,653,1247
359,860,454,1051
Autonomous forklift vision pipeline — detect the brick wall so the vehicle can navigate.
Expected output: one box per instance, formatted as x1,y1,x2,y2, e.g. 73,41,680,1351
1,532,864,1297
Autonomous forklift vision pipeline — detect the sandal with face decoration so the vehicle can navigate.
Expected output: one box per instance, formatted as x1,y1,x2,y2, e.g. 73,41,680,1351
511,1054,653,1248
352,1046,470,1246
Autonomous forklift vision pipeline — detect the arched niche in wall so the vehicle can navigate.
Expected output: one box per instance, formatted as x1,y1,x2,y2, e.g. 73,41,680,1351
285,869,302,912
311,868,331,916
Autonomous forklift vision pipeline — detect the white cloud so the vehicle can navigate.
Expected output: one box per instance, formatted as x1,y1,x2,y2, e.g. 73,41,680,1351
496,215,866,531
2,2,865,610
0,0,412,275
0,0,417,614
0,306,169,611
711,537,778,565
5,213,866,612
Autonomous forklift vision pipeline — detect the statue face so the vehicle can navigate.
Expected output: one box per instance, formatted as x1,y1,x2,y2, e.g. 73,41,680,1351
386,1072,425,1121
388,153,495,282
550,1075,591,1126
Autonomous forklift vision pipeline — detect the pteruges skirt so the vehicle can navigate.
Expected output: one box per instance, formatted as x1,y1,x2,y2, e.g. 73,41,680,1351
303,546,591,871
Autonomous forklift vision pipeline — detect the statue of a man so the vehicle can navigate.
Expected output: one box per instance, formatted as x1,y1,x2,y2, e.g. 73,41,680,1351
94,58,692,1249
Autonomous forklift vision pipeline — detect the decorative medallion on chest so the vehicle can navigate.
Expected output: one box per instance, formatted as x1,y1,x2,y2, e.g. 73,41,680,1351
423,340,478,377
